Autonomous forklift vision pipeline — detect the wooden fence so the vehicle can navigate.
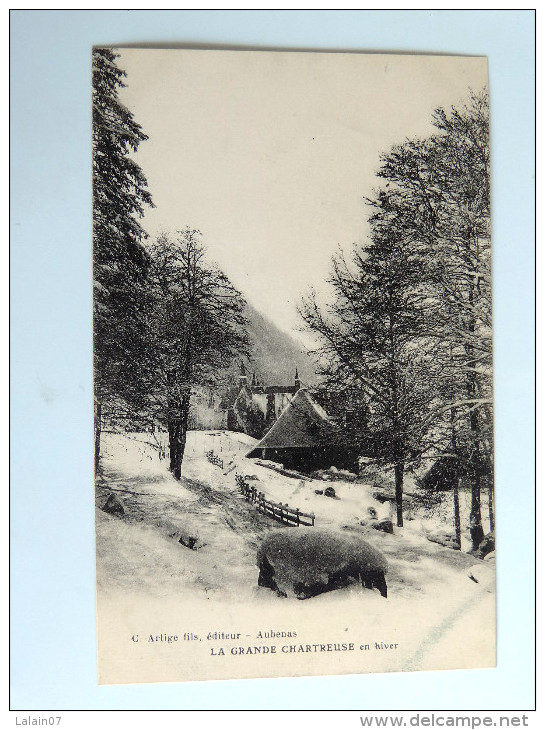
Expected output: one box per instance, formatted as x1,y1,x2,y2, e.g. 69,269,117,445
206,450,224,469
235,474,315,527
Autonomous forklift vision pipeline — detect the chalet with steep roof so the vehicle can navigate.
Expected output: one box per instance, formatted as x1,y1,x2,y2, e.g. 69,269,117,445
246,388,354,472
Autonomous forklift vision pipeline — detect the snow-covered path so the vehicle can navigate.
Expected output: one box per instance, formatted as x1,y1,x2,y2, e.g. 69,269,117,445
95,431,495,684
97,431,488,600
96,431,284,600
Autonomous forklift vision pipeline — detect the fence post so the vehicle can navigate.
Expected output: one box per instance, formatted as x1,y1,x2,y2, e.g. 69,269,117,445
234,480,313,529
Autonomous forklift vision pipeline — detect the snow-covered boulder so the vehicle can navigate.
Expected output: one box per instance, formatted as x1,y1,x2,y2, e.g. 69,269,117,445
335,468,357,482
310,467,356,482
467,564,495,592
425,527,460,550
102,493,125,517
178,533,206,550
372,519,394,534
257,528,388,600
361,505,394,534
168,525,206,551
359,516,394,534
372,490,395,504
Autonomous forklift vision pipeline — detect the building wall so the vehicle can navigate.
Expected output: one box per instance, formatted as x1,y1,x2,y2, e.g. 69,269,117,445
260,446,358,473
274,392,292,418
251,393,268,416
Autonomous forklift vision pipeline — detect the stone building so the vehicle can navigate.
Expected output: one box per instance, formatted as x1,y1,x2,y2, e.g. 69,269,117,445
226,363,302,438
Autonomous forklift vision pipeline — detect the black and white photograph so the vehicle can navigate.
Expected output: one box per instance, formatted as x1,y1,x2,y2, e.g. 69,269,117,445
93,48,495,685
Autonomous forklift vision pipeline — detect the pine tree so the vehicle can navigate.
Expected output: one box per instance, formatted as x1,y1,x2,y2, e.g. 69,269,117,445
376,91,492,548
92,48,154,467
300,231,439,526
301,90,492,538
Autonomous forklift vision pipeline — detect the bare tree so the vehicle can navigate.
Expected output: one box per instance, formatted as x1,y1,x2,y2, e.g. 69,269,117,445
141,229,249,479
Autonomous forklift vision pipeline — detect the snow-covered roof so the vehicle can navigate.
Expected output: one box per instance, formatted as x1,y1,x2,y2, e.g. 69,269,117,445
247,389,334,452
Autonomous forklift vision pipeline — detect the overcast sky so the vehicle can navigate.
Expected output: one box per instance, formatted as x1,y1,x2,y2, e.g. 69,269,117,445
117,49,487,341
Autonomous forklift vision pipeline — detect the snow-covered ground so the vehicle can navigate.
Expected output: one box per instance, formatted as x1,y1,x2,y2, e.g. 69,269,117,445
95,430,496,684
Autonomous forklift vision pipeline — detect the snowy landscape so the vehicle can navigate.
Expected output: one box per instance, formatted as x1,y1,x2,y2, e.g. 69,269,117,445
96,429,495,682
92,49,495,683
97,430,494,600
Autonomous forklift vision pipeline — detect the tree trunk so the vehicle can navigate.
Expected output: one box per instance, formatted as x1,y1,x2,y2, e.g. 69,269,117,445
394,461,404,527
488,479,495,533
174,392,191,479
453,477,462,550
168,420,176,473
168,419,185,479
468,405,485,551
469,471,485,551
450,406,461,550
172,424,182,480
173,426,186,480
94,401,102,473
466,276,485,551
168,391,192,481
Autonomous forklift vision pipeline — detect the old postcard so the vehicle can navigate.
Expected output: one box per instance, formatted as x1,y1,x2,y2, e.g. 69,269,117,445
93,48,495,685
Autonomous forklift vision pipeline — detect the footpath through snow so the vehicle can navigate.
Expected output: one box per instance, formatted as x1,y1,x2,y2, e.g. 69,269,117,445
95,430,496,677
96,430,493,602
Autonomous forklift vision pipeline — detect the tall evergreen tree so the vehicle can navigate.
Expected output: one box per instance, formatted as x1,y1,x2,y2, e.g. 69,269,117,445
301,90,492,540
376,91,492,548
92,48,154,467
300,227,439,526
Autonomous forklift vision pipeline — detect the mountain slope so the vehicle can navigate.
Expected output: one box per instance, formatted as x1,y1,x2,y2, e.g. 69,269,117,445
244,302,317,387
